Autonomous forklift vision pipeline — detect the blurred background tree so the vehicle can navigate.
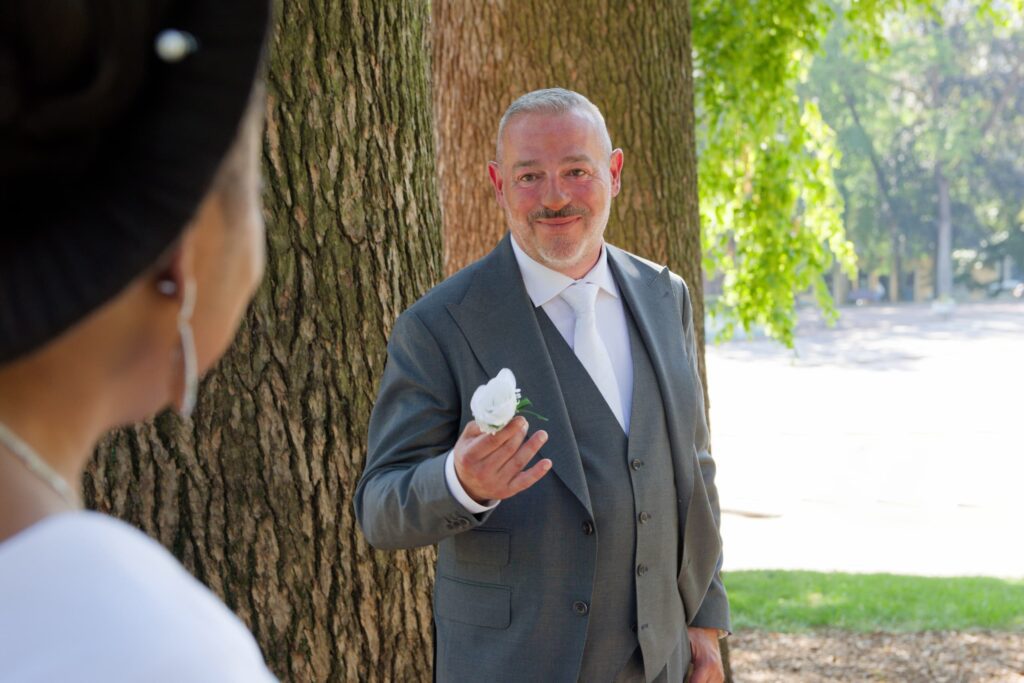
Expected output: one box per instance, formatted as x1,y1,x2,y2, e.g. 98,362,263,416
694,0,1023,345
806,2,1024,305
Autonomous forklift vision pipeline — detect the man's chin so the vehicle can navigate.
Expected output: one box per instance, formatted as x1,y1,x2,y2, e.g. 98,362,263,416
535,243,598,275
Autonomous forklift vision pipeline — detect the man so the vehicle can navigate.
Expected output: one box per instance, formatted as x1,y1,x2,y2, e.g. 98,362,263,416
355,88,729,683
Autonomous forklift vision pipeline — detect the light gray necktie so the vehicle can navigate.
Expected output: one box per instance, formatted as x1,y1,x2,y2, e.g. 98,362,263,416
560,281,625,430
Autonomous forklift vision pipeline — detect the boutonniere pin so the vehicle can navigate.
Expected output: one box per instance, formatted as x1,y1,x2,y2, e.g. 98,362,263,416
470,368,548,435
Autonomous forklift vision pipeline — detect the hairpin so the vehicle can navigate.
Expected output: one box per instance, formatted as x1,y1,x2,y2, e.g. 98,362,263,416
155,29,199,63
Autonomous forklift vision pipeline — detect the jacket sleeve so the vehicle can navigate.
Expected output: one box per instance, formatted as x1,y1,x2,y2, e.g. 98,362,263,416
677,278,732,634
354,308,490,550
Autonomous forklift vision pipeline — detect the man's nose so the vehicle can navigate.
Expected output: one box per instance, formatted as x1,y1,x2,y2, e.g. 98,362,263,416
541,177,571,210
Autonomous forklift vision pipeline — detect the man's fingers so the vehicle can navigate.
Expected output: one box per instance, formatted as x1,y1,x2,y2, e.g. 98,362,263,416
689,663,723,683
461,417,526,463
497,429,548,478
687,627,724,683
462,420,483,438
473,417,529,463
502,458,552,498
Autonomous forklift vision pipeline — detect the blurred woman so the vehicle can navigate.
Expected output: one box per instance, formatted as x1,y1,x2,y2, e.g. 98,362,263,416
0,1,277,679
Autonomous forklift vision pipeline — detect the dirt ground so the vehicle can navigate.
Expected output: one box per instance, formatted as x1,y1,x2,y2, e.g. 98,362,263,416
729,630,1024,682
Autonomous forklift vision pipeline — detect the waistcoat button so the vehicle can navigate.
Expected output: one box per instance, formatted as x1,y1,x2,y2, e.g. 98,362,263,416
582,520,595,535
630,459,643,471
573,600,590,616
638,511,651,524
636,564,648,577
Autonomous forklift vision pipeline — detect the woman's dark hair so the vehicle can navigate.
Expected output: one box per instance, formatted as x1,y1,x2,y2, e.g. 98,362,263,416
0,0,270,364
0,2,173,182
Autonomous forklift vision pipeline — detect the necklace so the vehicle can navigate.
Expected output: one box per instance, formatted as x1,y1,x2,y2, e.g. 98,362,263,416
0,420,80,508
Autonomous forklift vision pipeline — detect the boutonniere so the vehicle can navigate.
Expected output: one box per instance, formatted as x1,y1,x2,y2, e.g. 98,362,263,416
470,368,548,434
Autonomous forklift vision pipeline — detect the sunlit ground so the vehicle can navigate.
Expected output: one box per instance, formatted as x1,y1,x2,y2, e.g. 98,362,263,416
708,300,1024,578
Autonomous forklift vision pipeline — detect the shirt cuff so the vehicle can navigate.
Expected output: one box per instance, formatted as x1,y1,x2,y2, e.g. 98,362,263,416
444,450,500,514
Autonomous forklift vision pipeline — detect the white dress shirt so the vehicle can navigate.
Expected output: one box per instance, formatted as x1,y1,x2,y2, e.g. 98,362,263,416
445,235,635,513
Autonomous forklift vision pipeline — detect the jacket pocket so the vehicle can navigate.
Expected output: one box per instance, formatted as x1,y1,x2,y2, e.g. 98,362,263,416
435,576,511,629
454,528,510,566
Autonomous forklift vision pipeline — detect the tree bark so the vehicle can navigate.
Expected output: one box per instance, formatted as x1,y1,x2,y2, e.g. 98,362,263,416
84,2,443,681
433,0,730,677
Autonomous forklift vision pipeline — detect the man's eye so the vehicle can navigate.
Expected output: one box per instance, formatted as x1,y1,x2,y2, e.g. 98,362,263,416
568,168,588,177
519,174,537,182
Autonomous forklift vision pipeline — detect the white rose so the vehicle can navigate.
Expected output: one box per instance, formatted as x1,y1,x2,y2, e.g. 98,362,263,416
470,368,521,434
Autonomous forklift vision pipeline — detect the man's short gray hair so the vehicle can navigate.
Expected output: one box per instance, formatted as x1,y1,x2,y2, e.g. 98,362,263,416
496,88,612,161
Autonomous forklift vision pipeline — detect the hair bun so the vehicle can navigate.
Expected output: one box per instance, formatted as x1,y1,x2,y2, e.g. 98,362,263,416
0,2,154,179
0,47,19,127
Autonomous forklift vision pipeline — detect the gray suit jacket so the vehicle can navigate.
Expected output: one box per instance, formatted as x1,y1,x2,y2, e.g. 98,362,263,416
355,235,730,682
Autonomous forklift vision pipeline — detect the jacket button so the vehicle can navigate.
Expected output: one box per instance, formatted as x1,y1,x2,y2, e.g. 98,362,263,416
572,600,590,616
630,459,643,471
636,564,648,577
582,520,595,535
638,511,651,524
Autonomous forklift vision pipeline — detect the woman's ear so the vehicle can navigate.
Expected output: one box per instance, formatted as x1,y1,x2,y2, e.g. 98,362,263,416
148,227,200,416
152,228,197,303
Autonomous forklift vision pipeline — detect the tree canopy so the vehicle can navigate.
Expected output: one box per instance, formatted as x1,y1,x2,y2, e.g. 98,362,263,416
693,0,1022,345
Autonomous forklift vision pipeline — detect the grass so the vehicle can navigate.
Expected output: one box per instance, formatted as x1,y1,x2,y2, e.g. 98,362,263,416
726,570,1024,632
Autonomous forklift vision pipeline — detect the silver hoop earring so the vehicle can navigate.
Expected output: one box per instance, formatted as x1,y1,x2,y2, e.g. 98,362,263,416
177,279,198,418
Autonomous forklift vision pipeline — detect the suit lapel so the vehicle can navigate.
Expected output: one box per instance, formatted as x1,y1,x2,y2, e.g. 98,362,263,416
607,246,697,506
446,235,593,514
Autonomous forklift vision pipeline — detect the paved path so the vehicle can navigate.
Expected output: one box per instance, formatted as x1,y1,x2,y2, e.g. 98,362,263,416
707,301,1024,578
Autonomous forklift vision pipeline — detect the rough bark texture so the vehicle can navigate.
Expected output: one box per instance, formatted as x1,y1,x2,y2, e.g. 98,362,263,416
433,0,730,677
433,0,708,385
85,2,442,681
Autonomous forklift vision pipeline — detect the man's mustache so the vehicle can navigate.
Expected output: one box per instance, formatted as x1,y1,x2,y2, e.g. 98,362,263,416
528,206,588,221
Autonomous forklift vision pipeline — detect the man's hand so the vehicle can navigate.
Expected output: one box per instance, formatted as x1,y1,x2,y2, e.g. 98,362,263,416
687,627,724,683
453,417,551,504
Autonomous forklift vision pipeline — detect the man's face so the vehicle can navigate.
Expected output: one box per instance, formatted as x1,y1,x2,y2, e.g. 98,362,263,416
488,109,623,279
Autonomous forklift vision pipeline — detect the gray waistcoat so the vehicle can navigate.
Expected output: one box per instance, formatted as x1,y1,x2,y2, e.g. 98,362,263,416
536,304,687,682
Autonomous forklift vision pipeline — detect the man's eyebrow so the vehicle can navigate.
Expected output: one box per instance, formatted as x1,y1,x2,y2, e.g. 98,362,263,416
512,154,594,170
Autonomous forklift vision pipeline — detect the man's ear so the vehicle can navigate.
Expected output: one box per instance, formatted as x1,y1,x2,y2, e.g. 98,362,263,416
487,161,505,206
609,148,624,197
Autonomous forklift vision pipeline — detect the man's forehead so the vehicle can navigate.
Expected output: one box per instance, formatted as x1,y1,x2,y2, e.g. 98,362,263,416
502,110,607,162
504,108,602,138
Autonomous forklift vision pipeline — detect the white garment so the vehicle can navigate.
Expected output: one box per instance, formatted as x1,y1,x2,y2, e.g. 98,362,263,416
0,512,277,683
445,236,635,514
559,281,626,430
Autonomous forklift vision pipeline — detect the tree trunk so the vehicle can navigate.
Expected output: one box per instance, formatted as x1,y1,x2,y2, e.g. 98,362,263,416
843,89,901,307
84,2,443,681
433,0,729,678
935,163,953,301
889,226,901,303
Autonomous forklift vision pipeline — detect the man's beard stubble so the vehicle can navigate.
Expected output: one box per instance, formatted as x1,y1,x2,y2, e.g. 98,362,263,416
522,205,599,269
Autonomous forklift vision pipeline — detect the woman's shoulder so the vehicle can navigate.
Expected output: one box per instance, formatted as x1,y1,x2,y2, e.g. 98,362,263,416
0,512,276,682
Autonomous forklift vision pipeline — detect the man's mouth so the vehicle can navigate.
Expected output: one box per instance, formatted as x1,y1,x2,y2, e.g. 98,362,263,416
536,216,581,226
529,206,588,226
